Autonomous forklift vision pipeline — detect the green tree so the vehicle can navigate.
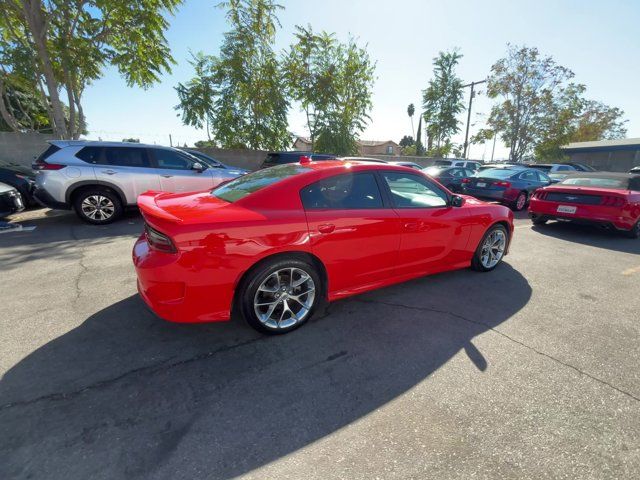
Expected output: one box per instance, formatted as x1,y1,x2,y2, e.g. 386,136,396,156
1,0,181,139
0,70,50,132
399,135,414,148
483,45,573,162
415,116,424,155
284,27,375,156
422,50,465,155
407,103,415,137
176,0,290,150
535,84,626,159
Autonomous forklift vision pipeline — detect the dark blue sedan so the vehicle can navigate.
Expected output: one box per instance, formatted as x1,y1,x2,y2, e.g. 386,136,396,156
462,167,551,211
423,166,474,193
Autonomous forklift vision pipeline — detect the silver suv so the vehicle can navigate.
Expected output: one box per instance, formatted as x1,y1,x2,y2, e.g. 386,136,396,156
33,141,246,224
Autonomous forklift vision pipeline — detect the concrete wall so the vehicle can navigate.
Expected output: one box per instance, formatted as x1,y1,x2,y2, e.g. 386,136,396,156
191,147,268,171
565,149,640,172
0,132,56,167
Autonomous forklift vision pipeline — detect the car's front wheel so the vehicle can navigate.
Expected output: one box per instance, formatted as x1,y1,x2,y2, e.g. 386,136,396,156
471,224,509,272
239,258,322,334
73,187,123,224
625,220,640,239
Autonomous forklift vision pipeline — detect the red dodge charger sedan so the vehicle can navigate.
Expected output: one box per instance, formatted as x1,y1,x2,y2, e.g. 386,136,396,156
529,172,640,238
133,160,514,334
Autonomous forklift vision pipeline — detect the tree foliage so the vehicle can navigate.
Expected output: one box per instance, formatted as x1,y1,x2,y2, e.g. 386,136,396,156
483,45,574,162
480,45,627,161
399,135,414,148
422,50,464,154
1,0,181,139
176,0,290,150
284,25,375,156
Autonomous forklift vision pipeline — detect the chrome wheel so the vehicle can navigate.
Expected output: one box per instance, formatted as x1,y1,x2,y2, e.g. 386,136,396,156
81,195,115,221
480,229,506,269
516,193,527,210
253,267,316,330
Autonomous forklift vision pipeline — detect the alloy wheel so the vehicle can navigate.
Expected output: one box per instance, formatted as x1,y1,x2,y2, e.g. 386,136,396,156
516,193,527,210
253,267,316,330
480,229,506,269
81,195,115,221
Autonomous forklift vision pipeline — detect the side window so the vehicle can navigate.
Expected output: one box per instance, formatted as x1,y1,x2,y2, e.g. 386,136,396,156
450,168,464,178
556,165,571,171
463,169,474,177
76,146,103,164
382,171,448,208
519,170,537,181
300,173,383,210
152,149,194,170
104,147,149,167
537,171,551,183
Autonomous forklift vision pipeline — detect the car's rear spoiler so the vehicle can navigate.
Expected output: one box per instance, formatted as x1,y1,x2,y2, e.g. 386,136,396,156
137,191,183,223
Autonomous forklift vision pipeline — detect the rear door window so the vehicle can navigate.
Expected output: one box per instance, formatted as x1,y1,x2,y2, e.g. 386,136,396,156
300,173,383,210
104,147,149,167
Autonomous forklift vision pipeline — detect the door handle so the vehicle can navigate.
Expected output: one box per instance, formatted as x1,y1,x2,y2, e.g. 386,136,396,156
403,222,418,231
318,224,335,234
161,174,173,178
101,170,116,175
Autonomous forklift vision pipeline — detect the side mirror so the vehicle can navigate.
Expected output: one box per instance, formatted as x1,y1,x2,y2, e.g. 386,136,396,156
192,162,206,172
450,195,465,207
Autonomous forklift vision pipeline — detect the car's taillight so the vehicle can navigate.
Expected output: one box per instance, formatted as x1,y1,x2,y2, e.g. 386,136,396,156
601,196,626,207
32,159,66,171
493,180,511,188
145,225,177,253
461,178,471,184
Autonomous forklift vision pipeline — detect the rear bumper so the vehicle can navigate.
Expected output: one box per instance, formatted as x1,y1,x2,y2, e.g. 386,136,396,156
529,199,636,231
132,236,232,323
462,187,518,203
33,187,70,210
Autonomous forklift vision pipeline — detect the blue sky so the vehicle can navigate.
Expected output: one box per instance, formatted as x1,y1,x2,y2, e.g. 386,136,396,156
82,0,640,159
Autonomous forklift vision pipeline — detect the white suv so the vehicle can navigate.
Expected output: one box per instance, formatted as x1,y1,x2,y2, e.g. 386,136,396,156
33,141,246,224
432,159,482,171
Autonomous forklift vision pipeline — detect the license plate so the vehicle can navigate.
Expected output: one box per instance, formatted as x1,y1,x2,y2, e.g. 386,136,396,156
557,205,576,214
476,182,487,188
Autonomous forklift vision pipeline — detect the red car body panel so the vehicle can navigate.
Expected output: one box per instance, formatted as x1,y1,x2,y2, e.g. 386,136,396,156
529,185,640,231
133,162,514,323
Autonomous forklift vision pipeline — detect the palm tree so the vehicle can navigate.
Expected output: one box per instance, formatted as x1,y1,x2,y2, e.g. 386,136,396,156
407,103,415,138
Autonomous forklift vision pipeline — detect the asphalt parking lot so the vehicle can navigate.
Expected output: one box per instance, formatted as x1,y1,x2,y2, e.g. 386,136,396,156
1,208,639,479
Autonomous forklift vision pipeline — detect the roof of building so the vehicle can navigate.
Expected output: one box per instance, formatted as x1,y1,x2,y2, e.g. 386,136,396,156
561,138,640,152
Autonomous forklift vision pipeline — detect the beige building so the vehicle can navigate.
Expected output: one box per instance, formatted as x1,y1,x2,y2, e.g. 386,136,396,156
292,137,400,156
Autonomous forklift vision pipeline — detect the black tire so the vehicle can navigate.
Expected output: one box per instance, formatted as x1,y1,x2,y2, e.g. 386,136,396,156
73,187,123,225
624,220,640,239
511,191,528,211
471,224,509,272
239,257,322,334
531,215,547,226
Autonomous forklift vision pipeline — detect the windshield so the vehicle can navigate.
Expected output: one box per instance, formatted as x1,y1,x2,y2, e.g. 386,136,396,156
559,176,631,190
212,164,310,202
529,165,552,171
434,160,451,166
474,168,516,179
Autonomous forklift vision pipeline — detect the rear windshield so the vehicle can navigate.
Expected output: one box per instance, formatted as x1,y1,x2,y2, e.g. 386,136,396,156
560,176,638,191
529,165,552,171
36,144,61,162
423,167,447,176
475,168,516,179
213,164,311,202
434,160,451,166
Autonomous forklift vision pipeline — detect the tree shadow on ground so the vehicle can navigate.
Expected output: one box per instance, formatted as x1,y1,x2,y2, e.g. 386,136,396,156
0,263,531,480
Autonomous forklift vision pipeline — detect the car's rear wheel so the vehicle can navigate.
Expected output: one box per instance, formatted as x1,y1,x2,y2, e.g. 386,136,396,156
73,187,123,224
471,224,509,272
625,220,640,239
240,258,322,334
512,191,528,211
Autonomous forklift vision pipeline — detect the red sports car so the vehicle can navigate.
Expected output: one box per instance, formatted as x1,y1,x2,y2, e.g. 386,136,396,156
529,172,640,238
132,160,514,334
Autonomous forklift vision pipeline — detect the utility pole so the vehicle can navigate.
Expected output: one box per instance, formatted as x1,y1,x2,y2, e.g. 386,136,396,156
462,79,487,159
169,134,173,147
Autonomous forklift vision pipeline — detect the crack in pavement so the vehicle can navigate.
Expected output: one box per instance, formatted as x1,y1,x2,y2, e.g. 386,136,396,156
0,336,263,412
354,298,640,403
